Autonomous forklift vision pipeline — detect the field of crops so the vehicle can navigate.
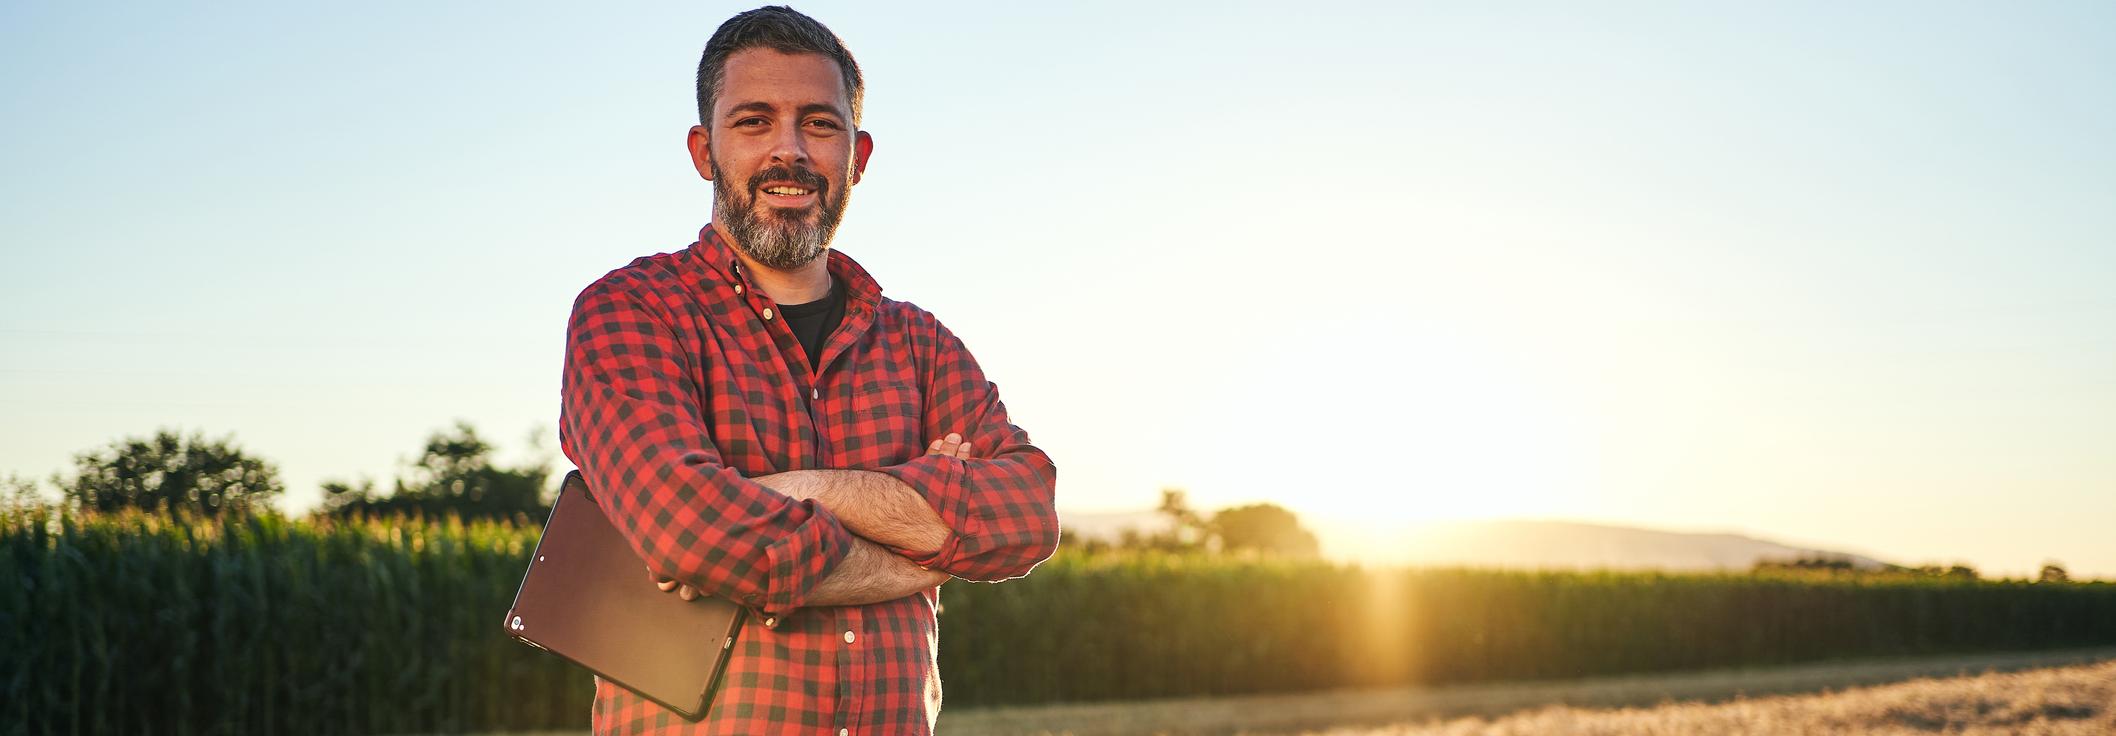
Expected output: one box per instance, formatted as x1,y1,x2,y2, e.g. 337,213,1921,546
1,509,581,735
944,551,2116,704
7,508,2116,734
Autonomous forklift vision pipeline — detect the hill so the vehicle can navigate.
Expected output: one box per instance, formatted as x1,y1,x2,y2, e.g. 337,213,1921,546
1059,510,1888,571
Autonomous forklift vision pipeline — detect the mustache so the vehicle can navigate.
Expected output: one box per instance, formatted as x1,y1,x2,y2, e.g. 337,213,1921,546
747,165,830,198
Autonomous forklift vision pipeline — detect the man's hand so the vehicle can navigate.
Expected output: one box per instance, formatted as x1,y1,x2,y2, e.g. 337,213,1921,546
651,565,705,601
758,432,970,503
926,432,973,460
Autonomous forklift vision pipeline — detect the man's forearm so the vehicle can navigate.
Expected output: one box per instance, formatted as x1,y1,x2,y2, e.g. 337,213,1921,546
803,536,950,607
755,469,949,555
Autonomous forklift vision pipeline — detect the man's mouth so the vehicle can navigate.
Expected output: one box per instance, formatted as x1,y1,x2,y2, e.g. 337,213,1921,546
757,182,820,208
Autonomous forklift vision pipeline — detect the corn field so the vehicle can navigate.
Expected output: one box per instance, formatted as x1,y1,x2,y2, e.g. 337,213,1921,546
7,509,2116,733
941,553,2116,705
1,509,583,735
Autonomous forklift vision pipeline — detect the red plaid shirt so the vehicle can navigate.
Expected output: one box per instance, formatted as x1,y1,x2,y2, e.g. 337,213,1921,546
558,225,1059,735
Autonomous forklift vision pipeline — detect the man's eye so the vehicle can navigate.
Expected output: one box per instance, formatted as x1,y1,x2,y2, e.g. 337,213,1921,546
805,119,842,130
734,118,766,127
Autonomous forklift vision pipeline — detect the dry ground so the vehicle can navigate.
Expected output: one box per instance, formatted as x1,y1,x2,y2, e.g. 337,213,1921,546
937,647,2116,736
1296,658,2116,736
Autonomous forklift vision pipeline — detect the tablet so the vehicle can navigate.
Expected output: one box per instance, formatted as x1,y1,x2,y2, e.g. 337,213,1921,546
505,470,745,721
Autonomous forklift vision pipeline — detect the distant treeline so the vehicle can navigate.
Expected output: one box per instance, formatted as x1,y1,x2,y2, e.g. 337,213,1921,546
8,509,2116,734
4,422,554,521
8,430,1334,558
1752,553,2077,584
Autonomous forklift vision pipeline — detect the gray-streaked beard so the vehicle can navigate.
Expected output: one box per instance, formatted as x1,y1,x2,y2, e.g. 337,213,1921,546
712,159,850,270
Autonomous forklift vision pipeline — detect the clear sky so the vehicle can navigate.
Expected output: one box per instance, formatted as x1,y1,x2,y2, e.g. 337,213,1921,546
4,2,2112,577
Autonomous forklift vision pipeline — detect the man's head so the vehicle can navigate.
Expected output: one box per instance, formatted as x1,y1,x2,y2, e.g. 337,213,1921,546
689,6,872,271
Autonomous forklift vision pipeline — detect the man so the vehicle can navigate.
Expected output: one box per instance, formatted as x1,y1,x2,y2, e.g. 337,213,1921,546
557,6,1059,735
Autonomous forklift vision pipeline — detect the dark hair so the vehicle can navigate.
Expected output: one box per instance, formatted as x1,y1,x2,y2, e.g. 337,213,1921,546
696,6,864,127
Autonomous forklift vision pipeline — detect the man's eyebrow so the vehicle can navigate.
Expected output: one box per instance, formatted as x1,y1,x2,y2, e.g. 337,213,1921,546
721,101,849,120
722,101,778,119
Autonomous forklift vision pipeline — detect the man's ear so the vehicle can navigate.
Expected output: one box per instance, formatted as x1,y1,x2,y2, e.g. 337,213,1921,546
687,125,714,181
851,130,874,185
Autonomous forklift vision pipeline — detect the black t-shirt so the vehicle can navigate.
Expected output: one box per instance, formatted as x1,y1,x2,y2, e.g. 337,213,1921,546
779,278,846,371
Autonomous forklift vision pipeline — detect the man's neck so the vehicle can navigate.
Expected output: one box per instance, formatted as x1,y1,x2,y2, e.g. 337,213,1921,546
716,223,833,304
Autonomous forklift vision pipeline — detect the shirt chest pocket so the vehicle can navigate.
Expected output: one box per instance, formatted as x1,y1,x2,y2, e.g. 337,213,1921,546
835,379,923,465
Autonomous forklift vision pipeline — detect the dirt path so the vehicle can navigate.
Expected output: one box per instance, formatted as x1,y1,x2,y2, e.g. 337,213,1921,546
1302,658,2116,735
935,647,2116,736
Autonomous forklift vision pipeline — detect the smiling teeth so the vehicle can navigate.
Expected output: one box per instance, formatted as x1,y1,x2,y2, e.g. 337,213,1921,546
764,187,812,195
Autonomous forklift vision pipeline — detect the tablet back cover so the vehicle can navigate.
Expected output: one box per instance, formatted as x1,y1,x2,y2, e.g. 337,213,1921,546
505,471,744,721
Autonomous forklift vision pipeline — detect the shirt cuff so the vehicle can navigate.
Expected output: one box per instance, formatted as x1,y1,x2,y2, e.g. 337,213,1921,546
878,454,972,571
893,533,962,572
758,500,856,618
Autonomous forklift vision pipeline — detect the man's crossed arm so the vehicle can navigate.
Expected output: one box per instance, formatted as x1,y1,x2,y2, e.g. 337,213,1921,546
655,433,975,607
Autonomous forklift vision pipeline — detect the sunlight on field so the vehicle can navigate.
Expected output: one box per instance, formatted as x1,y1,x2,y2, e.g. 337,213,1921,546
1304,660,2116,736
1356,569,1414,684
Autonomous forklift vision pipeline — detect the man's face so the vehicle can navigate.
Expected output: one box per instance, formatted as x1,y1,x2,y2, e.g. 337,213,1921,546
689,48,873,270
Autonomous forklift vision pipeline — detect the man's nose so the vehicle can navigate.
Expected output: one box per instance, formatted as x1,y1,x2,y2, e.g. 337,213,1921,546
767,122,809,166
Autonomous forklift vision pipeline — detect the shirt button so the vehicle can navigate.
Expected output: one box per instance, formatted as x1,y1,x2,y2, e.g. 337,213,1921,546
763,617,776,628
810,388,820,400
733,283,743,294
839,730,849,736
843,630,856,644
761,307,774,321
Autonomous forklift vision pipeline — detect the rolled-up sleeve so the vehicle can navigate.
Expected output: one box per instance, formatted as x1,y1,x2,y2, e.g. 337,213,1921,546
878,318,1059,582
559,276,853,616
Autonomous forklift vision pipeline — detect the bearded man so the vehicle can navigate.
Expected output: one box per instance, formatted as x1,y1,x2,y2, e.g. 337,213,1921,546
557,6,1060,734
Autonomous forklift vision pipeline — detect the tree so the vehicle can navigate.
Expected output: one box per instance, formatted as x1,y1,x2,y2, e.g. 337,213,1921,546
320,421,552,521
2039,562,2070,583
1157,488,1212,542
1754,555,1857,574
1901,563,1980,581
57,429,283,515
1131,487,1213,552
1211,503,1320,559
2,473,52,513
1077,488,1215,554
1091,491,1323,558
